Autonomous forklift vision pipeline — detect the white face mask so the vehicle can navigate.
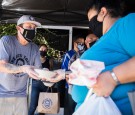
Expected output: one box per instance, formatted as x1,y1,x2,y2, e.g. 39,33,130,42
77,43,85,55
77,44,84,51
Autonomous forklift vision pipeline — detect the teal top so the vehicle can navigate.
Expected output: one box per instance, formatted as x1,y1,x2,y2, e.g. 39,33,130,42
71,13,135,115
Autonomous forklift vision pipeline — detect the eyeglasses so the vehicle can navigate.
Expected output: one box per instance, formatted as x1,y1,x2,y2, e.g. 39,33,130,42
76,42,84,46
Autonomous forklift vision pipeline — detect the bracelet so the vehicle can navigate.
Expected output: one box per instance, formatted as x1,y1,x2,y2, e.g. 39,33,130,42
110,70,120,85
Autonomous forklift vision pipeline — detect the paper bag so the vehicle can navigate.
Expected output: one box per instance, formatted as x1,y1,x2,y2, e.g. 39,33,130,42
38,92,60,114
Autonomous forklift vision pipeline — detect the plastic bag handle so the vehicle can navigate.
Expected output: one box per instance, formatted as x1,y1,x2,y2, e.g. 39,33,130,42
85,88,93,102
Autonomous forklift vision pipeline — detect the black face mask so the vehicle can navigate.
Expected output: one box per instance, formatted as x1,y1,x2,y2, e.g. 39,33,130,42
21,27,35,42
40,51,47,57
89,15,103,38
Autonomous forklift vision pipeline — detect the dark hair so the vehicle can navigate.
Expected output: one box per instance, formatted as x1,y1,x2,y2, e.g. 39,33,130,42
86,0,125,18
39,44,47,48
73,35,85,43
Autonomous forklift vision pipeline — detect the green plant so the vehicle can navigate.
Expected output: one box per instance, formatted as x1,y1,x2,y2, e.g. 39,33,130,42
34,29,64,60
0,24,17,37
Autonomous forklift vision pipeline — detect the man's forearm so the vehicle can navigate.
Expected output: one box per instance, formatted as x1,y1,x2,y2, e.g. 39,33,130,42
113,57,135,83
0,61,22,73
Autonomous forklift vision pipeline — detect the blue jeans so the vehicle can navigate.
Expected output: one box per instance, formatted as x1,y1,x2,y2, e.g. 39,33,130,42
28,79,48,115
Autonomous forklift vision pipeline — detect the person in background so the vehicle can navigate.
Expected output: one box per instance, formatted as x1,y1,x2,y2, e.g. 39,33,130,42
71,0,135,114
61,35,85,115
28,44,52,115
40,44,53,71
61,34,85,72
0,15,42,115
85,33,98,49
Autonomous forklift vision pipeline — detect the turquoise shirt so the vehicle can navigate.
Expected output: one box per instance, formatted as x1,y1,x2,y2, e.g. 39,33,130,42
71,13,135,115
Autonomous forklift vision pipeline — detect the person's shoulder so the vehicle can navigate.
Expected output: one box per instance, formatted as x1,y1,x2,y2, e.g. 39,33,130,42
118,13,135,29
63,50,75,59
0,35,15,43
125,13,135,18
122,13,135,21
66,49,75,54
30,42,39,50
111,13,135,30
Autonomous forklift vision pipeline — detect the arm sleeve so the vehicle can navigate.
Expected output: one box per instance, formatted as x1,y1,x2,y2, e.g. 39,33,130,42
68,54,76,70
34,50,42,68
61,53,70,71
0,36,10,61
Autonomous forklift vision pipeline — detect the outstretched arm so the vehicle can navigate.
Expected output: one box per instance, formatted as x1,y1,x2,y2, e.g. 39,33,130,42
0,60,39,80
0,60,22,73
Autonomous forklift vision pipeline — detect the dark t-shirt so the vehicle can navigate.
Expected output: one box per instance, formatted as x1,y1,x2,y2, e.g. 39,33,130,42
42,57,50,69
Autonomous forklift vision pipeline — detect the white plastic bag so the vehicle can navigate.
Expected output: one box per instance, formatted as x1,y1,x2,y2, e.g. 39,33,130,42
68,59,105,87
69,59,121,115
73,90,121,115
128,91,135,115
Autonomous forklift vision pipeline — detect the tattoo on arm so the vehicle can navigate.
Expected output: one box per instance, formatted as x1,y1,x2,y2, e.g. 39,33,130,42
4,63,21,73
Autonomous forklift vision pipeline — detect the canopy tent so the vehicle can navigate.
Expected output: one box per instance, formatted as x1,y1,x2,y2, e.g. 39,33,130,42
0,0,90,26
0,0,135,26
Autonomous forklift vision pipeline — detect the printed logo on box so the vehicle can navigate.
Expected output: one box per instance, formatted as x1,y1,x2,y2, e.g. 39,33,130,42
42,98,53,109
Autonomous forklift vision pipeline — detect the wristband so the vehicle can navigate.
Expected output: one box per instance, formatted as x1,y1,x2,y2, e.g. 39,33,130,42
110,70,120,85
